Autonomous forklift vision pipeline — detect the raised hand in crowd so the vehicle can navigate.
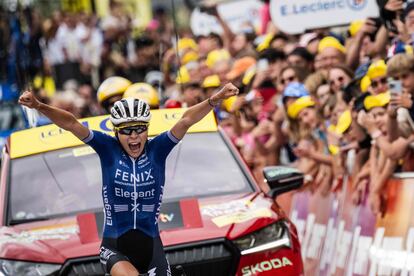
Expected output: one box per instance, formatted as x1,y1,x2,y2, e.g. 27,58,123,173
385,0,404,12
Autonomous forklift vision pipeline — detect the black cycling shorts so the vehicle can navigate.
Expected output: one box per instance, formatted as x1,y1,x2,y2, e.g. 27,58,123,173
99,229,171,276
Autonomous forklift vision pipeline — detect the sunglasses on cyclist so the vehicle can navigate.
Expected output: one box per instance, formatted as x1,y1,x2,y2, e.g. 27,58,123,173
117,125,148,135
371,77,387,89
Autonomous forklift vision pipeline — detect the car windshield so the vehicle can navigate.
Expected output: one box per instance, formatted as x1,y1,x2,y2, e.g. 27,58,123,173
8,132,253,224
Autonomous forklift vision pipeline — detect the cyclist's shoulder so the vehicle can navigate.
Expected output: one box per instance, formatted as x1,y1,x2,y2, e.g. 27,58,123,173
83,130,119,151
148,131,179,145
90,129,117,141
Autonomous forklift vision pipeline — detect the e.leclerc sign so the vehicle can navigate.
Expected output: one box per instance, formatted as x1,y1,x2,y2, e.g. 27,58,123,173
270,0,379,34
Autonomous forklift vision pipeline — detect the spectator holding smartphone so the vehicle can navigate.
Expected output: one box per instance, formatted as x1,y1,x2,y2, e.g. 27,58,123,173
387,54,414,140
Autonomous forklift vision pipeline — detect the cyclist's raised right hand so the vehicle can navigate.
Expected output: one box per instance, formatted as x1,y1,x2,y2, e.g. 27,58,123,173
19,90,40,109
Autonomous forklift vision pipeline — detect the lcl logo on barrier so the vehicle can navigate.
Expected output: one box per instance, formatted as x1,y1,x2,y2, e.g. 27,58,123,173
163,112,183,124
39,118,113,141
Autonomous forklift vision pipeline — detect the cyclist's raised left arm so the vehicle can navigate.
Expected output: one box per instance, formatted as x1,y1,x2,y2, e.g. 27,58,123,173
19,90,90,140
171,83,239,140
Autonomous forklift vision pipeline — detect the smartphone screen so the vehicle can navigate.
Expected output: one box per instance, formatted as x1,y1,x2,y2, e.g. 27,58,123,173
388,78,402,95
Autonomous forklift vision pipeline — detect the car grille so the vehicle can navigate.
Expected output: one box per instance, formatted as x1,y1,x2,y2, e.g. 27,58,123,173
165,240,237,276
59,257,105,276
59,240,237,276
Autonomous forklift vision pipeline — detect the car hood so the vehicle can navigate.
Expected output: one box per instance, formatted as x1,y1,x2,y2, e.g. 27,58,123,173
0,192,286,263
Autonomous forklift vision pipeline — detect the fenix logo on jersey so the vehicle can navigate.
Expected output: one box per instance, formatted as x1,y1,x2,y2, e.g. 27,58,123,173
114,168,154,184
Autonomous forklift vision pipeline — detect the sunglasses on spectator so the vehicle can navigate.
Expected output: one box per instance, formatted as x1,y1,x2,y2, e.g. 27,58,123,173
329,76,344,86
370,77,387,89
117,125,148,135
392,74,408,81
281,76,296,85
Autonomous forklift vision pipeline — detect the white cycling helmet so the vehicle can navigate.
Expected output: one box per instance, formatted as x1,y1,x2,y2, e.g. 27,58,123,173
110,98,152,126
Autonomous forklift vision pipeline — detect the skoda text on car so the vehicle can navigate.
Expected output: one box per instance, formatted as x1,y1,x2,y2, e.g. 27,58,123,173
0,108,304,276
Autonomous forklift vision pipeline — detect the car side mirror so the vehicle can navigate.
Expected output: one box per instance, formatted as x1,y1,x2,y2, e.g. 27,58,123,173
263,166,304,198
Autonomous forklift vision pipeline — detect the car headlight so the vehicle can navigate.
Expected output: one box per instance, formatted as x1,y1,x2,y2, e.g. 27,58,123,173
0,259,61,276
233,221,291,255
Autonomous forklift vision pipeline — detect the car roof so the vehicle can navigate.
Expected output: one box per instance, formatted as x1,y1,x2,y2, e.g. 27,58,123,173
10,108,217,159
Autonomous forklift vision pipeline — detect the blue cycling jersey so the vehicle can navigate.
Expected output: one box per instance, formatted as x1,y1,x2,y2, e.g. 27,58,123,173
83,130,179,238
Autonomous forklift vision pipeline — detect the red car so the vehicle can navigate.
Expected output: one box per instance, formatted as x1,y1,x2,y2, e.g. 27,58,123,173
0,109,303,276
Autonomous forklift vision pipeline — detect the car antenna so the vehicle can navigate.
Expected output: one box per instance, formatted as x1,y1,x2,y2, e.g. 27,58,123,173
14,6,38,128
170,0,184,95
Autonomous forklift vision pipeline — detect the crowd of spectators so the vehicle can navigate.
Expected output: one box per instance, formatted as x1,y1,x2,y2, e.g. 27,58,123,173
2,0,414,215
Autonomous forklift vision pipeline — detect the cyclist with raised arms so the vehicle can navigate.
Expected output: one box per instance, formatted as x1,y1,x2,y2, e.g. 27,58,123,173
19,83,239,276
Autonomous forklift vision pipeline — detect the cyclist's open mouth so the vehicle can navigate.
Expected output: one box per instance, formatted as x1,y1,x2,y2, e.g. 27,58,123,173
129,142,141,152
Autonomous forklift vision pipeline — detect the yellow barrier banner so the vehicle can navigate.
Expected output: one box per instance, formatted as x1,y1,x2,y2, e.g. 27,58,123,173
10,109,217,159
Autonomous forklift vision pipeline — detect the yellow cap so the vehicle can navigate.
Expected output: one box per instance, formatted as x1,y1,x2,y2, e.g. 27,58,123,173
123,83,159,107
367,60,387,80
202,75,221,88
222,96,237,112
177,38,198,52
176,66,191,84
348,20,364,37
206,49,231,68
364,92,391,111
243,66,256,86
257,33,274,52
318,36,346,54
360,75,371,92
34,75,56,98
287,96,316,119
335,110,352,135
97,76,132,104
181,51,199,65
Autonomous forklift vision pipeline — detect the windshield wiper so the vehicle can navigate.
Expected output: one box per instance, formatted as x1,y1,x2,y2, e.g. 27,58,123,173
9,216,50,226
41,154,65,193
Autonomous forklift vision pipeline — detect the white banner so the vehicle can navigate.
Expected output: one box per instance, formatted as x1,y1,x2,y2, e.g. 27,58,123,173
270,0,380,34
190,0,263,36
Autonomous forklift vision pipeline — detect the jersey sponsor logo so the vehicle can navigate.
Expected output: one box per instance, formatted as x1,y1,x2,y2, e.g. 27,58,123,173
99,246,116,264
137,154,149,165
142,204,155,212
131,203,140,212
114,187,155,200
114,204,129,212
118,160,129,169
114,168,154,185
241,257,293,276
103,186,113,226
148,267,157,276
154,185,165,225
